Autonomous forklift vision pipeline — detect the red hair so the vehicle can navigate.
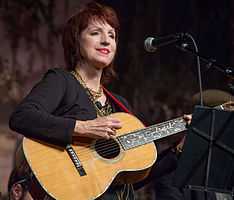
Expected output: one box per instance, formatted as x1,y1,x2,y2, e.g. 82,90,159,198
62,1,120,84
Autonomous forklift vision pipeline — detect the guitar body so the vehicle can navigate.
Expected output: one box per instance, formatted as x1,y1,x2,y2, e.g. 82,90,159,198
21,112,157,200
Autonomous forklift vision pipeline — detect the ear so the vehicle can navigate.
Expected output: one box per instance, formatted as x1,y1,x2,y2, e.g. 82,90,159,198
11,183,23,200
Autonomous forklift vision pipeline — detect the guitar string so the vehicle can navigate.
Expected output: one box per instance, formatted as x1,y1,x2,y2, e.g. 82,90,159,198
74,116,185,152
65,120,186,163
70,121,186,161
73,129,153,159
70,129,186,163
68,147,153,164
74,136,158,162
71,133,185,162
72,116,186,156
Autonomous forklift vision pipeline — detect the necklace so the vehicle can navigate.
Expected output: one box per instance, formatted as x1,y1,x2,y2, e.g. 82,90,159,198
71,70,103,100
71,70,112,116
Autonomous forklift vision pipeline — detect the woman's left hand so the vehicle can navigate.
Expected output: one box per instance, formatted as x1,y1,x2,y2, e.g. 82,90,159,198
183,114,192,125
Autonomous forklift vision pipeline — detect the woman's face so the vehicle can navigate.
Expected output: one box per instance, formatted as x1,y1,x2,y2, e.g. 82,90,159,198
79,20,117,69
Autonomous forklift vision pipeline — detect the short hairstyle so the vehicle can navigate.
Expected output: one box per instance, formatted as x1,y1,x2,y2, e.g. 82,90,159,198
62,1,120,84
8,169,30,193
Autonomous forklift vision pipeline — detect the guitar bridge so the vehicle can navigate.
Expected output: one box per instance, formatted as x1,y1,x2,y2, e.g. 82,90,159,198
66,145,87,176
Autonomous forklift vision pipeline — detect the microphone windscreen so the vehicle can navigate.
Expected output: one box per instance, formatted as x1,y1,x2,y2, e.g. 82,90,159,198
144,37,157,52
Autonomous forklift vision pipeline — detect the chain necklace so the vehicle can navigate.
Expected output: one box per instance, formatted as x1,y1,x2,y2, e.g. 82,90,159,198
71,70,103,100
71,70,112,117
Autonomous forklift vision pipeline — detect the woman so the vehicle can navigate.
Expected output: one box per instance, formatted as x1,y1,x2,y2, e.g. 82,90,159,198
9,1,135,199
9,1,193,199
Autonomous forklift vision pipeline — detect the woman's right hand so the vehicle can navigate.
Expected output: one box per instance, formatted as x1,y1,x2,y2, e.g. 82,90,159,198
73,116,122,140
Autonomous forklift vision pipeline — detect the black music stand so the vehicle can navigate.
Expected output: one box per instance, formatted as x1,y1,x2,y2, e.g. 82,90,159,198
174,105,234,200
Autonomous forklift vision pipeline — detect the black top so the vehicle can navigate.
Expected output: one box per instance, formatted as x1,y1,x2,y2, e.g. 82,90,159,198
9,68,131,147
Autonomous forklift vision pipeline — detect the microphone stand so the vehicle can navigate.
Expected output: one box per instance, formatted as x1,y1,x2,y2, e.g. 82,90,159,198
176,42,234,81
175,35,234,200
177,33,204,106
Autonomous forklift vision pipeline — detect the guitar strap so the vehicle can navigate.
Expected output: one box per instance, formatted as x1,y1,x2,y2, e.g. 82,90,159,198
103,87,148,128
103,87,133,115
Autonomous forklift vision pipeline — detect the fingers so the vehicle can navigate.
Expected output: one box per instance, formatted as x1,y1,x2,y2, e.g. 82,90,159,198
99,126,117,140
95,117,121,139
104,127,116,136
183,114,192,125
100,117,122,128
74,116,122,140
95,117,122,131
93,127,116,140
104,131,115,140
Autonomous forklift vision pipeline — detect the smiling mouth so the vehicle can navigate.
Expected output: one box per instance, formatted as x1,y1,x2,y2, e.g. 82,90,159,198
97,49,110,54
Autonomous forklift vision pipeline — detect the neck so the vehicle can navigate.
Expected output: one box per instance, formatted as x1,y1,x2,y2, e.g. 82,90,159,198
75,62,103,91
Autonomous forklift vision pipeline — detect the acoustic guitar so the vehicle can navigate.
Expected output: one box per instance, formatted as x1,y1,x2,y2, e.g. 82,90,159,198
18,112,187,200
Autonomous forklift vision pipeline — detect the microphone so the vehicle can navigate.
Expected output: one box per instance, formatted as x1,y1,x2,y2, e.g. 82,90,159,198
144,33,186,52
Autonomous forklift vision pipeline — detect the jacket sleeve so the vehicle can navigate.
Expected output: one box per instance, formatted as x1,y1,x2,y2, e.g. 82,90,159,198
9,69,76,146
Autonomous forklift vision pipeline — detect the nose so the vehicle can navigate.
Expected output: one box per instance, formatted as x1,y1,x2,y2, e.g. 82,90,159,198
100,33,110,46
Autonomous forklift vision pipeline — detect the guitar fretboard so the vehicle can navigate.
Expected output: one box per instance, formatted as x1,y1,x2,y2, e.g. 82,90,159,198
118,117,187,150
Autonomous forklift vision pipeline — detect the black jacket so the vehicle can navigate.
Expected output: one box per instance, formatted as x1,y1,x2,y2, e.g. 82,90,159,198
9,68,130,146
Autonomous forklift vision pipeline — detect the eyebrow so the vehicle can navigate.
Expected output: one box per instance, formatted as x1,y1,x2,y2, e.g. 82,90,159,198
87,26,115,33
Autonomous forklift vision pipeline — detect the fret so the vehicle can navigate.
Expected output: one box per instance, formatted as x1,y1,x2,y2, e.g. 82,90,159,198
118,117,187,150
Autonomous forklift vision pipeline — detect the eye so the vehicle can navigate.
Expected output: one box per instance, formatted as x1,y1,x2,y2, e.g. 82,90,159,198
109,33,115,39
90,31,99,36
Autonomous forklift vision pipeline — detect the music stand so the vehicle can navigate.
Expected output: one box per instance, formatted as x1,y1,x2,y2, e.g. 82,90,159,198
174,105,234,199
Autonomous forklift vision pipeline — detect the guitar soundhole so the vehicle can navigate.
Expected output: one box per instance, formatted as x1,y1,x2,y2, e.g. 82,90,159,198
94,139,121,159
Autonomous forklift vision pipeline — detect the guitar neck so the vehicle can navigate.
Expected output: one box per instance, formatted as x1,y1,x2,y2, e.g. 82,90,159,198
118,117,187,150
